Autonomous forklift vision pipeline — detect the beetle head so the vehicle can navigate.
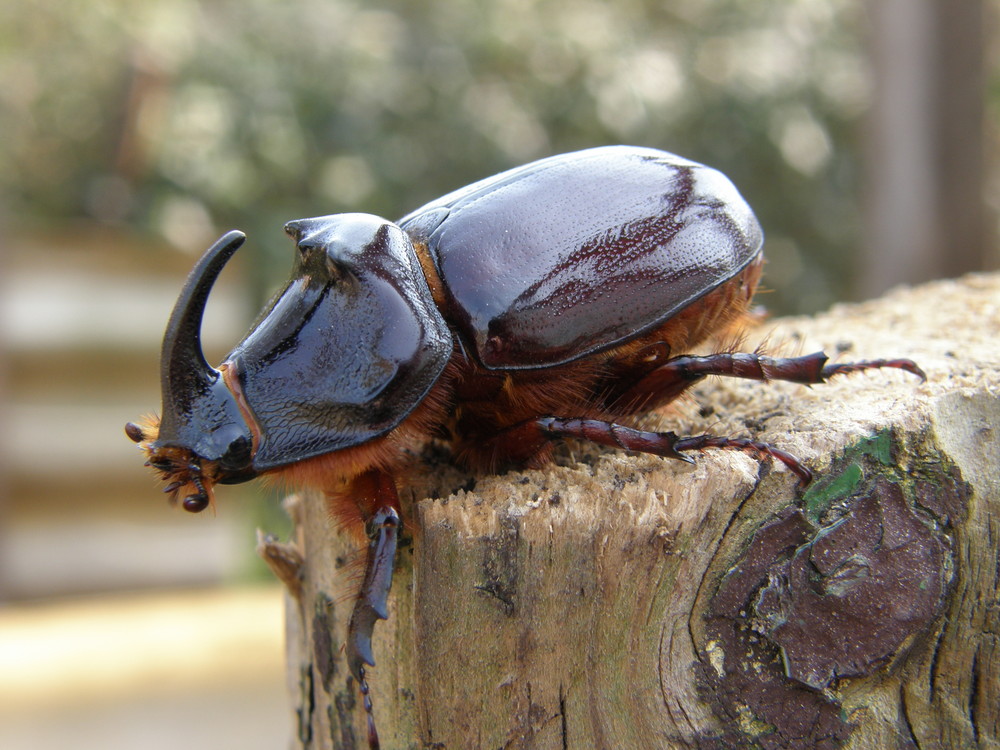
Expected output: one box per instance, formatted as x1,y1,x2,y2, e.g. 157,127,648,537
128,215,453,512
126,230,256,512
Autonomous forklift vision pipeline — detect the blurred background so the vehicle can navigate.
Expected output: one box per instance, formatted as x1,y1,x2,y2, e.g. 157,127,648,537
0,0,996,747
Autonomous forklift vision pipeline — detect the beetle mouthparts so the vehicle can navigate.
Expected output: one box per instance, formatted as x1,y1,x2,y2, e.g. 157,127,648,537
125,421,145,443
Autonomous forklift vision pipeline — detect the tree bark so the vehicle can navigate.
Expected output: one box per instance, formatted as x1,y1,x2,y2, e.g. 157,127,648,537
262,273,1000,749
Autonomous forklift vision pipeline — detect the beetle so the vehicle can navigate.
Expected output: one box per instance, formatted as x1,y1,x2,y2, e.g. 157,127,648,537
126,145,923,747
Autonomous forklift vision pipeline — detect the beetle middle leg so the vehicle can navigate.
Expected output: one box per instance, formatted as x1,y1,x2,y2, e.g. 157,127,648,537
611,350,925,412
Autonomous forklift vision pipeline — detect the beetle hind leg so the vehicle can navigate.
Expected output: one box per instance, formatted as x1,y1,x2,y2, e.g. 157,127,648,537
533,417,813,484
820,357,926,381
611,350,924,412
670,432,812,484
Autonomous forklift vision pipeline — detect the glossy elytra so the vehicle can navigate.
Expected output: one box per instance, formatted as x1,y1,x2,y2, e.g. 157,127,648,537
127,145,923,748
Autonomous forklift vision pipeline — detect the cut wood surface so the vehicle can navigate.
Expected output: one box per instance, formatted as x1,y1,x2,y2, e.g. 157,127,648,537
261,273,1000,749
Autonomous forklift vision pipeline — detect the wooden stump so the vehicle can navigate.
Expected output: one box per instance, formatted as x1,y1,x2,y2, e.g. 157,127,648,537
261,274,1000,749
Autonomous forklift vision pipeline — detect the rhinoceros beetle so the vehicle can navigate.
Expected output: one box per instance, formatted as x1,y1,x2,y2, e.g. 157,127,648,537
126,145,923,747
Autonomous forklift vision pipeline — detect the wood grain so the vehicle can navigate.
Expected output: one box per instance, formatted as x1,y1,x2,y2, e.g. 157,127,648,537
263,273,1000,749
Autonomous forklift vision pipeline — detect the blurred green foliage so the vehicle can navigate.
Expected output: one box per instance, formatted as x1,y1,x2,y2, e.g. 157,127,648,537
2,0,868,312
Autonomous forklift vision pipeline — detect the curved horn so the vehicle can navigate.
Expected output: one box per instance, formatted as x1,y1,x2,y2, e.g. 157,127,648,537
159,230,246,425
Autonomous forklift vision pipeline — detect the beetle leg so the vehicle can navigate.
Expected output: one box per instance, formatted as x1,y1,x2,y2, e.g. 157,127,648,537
345,471,401,750
670,433,812,484
348,505,400,676
820,357,926,381
613,350,925,411
533,417,813,484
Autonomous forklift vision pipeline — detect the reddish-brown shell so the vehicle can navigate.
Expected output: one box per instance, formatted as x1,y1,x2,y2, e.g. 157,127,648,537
399,145,763,370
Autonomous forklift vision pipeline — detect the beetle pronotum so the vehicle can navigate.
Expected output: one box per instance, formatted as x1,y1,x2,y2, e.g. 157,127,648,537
127,146,923,747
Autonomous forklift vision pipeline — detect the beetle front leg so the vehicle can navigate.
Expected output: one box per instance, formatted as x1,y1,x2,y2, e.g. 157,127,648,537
344,471,401,750
348,505,400,676
613,350,925,412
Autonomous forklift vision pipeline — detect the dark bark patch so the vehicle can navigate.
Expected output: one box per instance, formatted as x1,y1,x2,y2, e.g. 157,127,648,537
912,463,971,526
330,688,358,750
297,664,315,746
700,431,958,748
476,512,520,615
312,592,338,692
756,477,949,688
701,509,853,749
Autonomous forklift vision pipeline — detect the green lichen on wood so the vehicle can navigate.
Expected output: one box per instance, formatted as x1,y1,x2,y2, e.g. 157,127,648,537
802,429,968,530
801,430,895,524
